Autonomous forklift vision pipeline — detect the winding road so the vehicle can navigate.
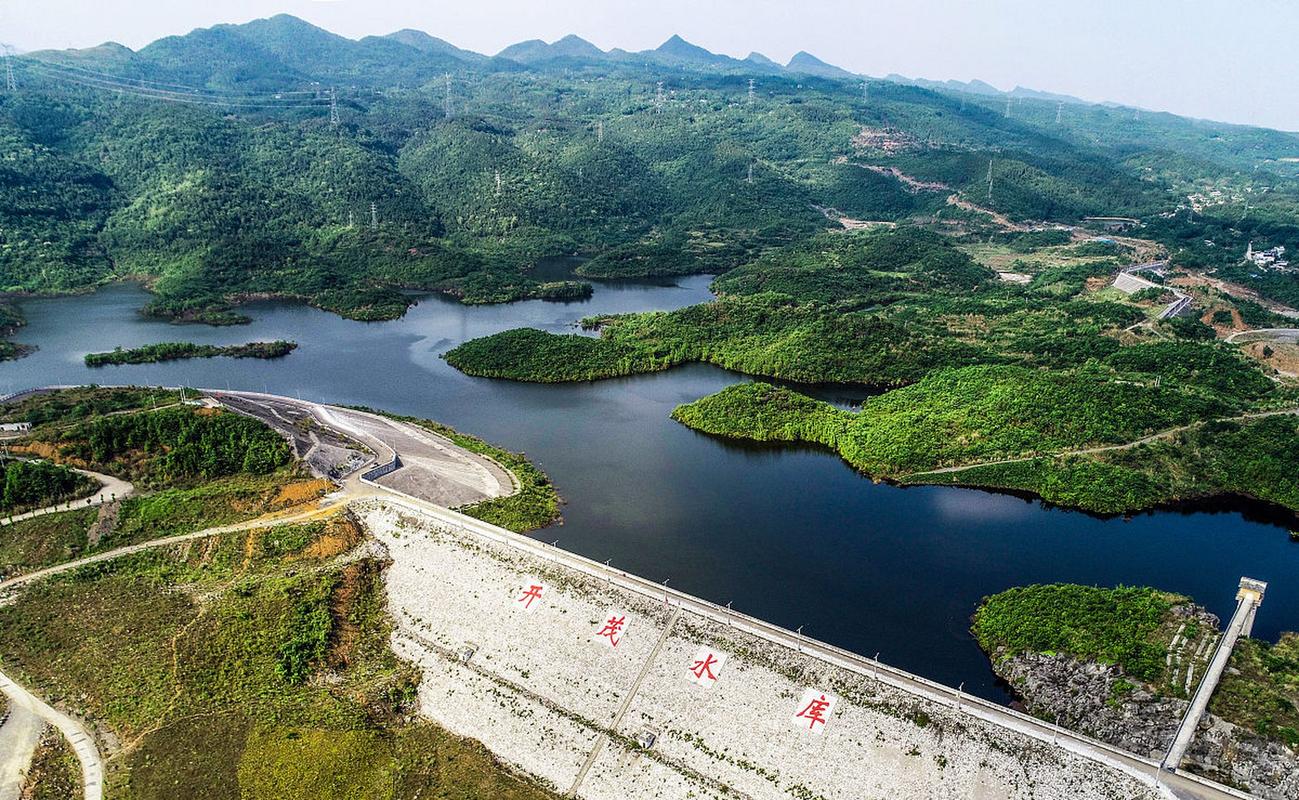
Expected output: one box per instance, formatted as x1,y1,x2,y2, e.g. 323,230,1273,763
1,469,134,527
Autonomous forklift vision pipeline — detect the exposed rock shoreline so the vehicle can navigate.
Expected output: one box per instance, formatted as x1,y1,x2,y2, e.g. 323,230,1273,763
987,602,1299,799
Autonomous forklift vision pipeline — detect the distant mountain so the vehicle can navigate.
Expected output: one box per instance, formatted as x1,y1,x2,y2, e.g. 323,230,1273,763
499,34,604,64
18,14,1133,112
649,34,742,69
384,29,486,63
883,74,1089,106
786,51,856,80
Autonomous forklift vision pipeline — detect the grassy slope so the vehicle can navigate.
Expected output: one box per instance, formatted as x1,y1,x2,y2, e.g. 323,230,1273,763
0,507,98,579
0,514,556,800
22,727,83,800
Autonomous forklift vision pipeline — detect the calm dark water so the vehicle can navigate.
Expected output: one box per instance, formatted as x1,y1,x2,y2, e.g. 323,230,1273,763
4,279,1298,703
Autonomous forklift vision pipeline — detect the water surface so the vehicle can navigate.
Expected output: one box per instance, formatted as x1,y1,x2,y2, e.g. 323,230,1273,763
4,278,1297,702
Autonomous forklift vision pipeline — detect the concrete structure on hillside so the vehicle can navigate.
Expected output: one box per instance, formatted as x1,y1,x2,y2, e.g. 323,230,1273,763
360,499,1191,800
1163,578,1267,771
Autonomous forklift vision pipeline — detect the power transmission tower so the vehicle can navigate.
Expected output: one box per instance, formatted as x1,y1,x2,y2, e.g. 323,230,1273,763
986,158,995,203
2,46,14,92
329,86,339,126
444,73,452,118
655,81,664,114
495,170,502,197
596,118,604,142
863,81,869,103
1055,101,1062,125
370,201,378,228
347,210,355,228
1004,96,1012,117
748,78,755,105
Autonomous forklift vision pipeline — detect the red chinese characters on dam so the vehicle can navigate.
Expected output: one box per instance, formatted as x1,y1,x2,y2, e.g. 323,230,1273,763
515,579,547,613
596,612,629,648
688,647,727,687
793,689,836,734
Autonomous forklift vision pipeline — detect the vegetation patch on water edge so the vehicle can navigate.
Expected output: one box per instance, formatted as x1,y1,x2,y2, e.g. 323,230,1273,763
972,584,1180,682
84,340,297,367
669,376,1299,516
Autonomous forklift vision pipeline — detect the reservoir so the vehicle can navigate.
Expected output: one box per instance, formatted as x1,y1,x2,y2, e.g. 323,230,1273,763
4,278,1297,703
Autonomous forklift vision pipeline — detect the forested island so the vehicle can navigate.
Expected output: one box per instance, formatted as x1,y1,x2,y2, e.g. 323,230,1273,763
84,340,298,367
973,584,1298,796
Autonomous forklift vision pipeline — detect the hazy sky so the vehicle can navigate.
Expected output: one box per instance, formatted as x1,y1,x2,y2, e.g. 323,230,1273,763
4,0,1297,131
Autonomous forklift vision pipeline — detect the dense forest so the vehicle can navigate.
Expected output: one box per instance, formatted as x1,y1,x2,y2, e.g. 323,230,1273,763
0,459,96,514
4,13,1299,332
55,406,292,485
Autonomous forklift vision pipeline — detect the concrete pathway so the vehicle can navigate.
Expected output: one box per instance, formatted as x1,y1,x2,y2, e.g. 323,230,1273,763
0,670,102,800
1225,327,1299,344
1,469,134,527
0,688,42,800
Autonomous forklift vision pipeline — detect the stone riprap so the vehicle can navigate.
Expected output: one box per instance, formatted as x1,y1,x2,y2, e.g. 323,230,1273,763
360,501,1164,800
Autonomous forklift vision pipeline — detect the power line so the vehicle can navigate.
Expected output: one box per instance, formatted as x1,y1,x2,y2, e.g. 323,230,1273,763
18,61,329,109
18,57,317,97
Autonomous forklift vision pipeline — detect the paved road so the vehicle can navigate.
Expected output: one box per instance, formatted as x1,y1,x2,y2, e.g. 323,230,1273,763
0,670,103,800
0,686,42,800
1,469,134,527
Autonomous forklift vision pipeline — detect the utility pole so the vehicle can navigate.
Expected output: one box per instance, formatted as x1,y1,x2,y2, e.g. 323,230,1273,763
748,78,755,105
370,201,378,228
444,73,452,118
655,81,664,114
329,86,339,126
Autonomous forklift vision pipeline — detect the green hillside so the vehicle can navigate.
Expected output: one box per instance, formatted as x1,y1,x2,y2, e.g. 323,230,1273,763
7,14,1299,326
